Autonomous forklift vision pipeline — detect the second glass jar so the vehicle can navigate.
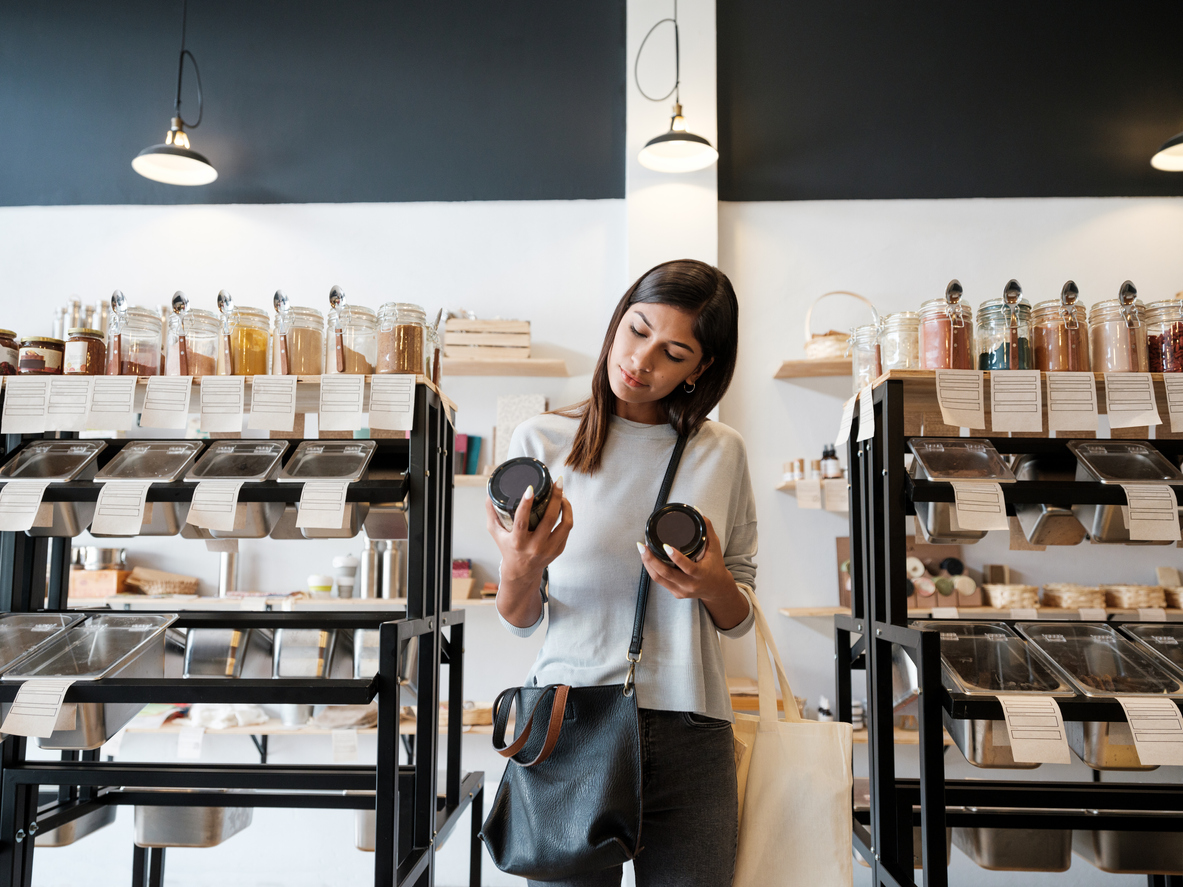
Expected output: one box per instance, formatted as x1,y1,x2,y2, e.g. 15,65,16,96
1089,298,1148,373
227,307,271,375
107,306,162,375
878,312,921,371
165,308,222,376
976,297,1033,370
1032,300,1090,372
918,298,974,369
326,305,378,374
376,303,426,374
850,323,882,393
1147,300,1183,373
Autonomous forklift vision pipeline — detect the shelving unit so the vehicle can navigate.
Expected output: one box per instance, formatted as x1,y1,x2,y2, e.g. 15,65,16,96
440,357,568,377
773,358,852,379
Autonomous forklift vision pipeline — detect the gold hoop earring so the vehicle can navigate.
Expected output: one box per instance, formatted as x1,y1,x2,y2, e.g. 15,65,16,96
683,380,696,394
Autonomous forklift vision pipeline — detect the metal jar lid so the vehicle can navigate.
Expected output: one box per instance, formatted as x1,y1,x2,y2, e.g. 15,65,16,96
645,503,707,565
0,329,17,339
20,336,64,347
67,328,104,338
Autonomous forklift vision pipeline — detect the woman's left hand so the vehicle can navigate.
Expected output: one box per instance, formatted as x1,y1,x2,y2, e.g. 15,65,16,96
636,516,749,630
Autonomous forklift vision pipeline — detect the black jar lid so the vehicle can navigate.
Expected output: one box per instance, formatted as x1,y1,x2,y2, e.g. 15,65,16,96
646,503,707,565
488,457,551,516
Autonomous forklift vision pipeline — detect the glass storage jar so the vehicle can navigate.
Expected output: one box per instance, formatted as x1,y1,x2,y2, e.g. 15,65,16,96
918,297,973,370
1147,300,1183,373
425,322,441,383
850,323,882,393
19,337,64,374
878,312,921,371
227,307,271,376
326,304,377,374
106,307,161,375
376,303,426,375
64,328,106,375
1089,298,1148,373
274,307,325,375
164,308,222,377
1032,300,1090,372
976,297,1033,370
0,330,20,375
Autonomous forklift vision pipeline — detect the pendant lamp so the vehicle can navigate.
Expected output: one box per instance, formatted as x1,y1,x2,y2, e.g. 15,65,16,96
635,1,718,173
132,0,217,186
1151,131,1183,172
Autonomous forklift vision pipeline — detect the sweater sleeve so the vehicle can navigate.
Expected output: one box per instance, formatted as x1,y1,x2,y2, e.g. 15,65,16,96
495,420,548,638
715,429,758,638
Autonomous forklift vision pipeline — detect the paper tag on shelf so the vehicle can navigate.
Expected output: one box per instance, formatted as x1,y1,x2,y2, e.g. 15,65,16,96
834,395,856,447
1078,608,1108,621
177,726,205,760
935,369,985,429
296,481,350,529
332,728,359,763
996,695,1071,764
1,678,76,738
369,374,416,431
1009,608,1038,620
90,480,152,536
46,376,94,432
1115,697,1183,766
949,480,1010,531
822,478,848,512
247,376,298,432
855,385,875,442
1105,372,1162,429
199,376,245,433
1164,375,1183,434
990,370,1043,433
1120,484,1180,542
1,376,51,434
0,481,52,532
186,480,244,532
1138,608,1168,622
138,376,192,429
796,478,822,509
86,376,138,431
319,375,365,432
1046,372,1099,433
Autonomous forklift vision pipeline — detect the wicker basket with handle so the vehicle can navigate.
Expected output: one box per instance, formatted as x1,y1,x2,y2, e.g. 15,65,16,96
803,291,879,359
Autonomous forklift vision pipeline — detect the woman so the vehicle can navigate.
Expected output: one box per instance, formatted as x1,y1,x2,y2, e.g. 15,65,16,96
487,259,757,887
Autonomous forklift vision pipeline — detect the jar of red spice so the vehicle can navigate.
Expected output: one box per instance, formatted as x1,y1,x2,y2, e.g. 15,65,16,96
918,280,974,369
1032,281,1090,372
1147,299,1183,373
0,330,18,375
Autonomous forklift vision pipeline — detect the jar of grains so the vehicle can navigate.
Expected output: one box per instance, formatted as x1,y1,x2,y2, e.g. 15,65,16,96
850,323,882,393
1146,299,1183,372
976,282,1032,370
1032,283,1090,372
64,328,106,375
273,307,325,375
326,304,378,374
1088,282,1147,373
878,312,921,371
106,306,161,375
918,281,974,369
0,330,19,375
227,307,271,375
376,303,426,374
165,308,222,376
19,336,64,374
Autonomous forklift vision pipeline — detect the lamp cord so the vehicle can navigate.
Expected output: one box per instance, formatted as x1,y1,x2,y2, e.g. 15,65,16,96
173,0,204,128
634,0,680,104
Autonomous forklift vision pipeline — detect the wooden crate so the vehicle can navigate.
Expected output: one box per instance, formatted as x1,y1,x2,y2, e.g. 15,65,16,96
444,319,530,359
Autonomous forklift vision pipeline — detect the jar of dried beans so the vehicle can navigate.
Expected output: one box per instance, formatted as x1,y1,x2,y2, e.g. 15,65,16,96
1147,300,1183,373
376,302,426,375
326,304,377,374
1032,299,1090,372
850,323,881,393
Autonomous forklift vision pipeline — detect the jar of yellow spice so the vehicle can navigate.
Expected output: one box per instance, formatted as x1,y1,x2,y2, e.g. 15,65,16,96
227,307,271,375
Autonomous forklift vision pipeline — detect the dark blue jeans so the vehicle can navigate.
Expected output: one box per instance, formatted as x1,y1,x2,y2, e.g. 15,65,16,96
528,708,739,887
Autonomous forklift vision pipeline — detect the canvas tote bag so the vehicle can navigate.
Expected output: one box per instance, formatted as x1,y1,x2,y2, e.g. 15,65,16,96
732,594,854,887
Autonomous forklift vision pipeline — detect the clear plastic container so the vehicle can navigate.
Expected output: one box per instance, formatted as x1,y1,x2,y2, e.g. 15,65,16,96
1018,622,1182,697
878,312,920,371
274,306,324,375
106,306,161,376
0,614,85,673
916,621,1072,696
1121,623,1183,680
1146,299,1183,373
376,302,426,374
918,297,974,370
1032,300,1090,372
1068,440,1183,484
326,305,377,374
850,323,881,393
908,438,1016,482
1089,298,1148,373
976,297,1032,370
227,307,271,375
165,308,222,377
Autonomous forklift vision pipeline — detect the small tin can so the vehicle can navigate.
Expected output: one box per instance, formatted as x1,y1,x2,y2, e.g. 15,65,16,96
488,457,552,531
645,503,707,565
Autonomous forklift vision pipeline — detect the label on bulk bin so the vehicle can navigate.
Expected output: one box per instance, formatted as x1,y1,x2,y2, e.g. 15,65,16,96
318,374,366,432
855,385,875,442
90,480,152,536
369,374,416,431
86,376,137,431
996,695,1071,764
833,395,856,447
0,376,51,433
934,370,985,429
795,479,822,509
1164,375,1183,434
948,481,1010,531
1115,697,1183,766
139,376,193,429
989,370,1043,433
0,481,51,532
1,678,77,738
822,478,848,512
186,480,245,532
332,728,360,763
199,376,245,433
247,376,298,432
176,726,205,760
1120,484,1181,542
1046,372,1099,433
296,481,350,529
46,376,94,433
1104,373,1162,429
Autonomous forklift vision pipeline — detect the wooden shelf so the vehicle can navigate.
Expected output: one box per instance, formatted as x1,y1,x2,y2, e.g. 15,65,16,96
780,606,1183,620
776,480,797,492
853,727,955,747
76,595,498,611
774,358,852,379
441,357,568,377
454,474,490,487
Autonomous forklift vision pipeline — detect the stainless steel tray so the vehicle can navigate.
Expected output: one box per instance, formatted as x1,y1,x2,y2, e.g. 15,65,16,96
183,628,252,678
273,628,336,678
1074,828,1183,875
0,441,106,536
853,778,950,868
182,441,289,539
134,792,253,848
92,441,204,537
36,803,116,847
1011,454,1087,546
1120,623,1183,681
277,440,375,539
953,822,1071,872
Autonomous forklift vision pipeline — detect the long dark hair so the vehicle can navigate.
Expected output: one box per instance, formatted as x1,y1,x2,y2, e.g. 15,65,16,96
562,259,739,475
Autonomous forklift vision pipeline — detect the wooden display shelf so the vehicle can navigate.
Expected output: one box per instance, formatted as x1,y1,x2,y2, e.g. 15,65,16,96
853,727,955,747
74,595,497,611
776,480,797,492
774,358,852,379
454,474,491,487
440,357,568,377
780,606,1183,620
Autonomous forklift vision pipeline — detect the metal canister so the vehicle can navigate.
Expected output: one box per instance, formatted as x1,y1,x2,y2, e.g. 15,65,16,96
358,536,379,599
488,457,552,531
645,503,707,565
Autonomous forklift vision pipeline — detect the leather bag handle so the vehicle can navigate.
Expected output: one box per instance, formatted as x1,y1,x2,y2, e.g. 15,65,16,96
491,683,570,767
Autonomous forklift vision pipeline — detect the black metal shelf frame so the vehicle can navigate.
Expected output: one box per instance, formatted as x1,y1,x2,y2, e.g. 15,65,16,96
836,379,1183,887
0,381,482,887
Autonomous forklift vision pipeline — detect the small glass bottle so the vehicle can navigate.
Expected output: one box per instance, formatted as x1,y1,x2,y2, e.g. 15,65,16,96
1032,282,1090,372
976,280,1032,370
106,306,162,375
425,322,441,383
1146,299,1183,373
820,444,842,478
1088,281,1147,373
274,307,325,375
878,312,921,371
918,281,974,369
326,304,378,374
376,302,426,374
849,323,882,393
165,308,222,376
64,328,106,375
227,307,271,375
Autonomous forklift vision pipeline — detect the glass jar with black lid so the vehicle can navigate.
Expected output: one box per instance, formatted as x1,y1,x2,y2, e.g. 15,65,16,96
488,457,553,531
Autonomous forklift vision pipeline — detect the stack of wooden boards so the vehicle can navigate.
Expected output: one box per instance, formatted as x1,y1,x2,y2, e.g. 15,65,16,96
444,318,530,360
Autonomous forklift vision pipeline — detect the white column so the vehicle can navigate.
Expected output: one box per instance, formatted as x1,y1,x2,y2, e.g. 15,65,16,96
626,0,718,283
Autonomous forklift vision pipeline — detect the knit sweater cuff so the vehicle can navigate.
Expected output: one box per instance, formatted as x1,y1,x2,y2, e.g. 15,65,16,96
717,583,755,639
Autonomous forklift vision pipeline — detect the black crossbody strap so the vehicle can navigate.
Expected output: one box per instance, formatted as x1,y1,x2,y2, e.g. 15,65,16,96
627,433,688,664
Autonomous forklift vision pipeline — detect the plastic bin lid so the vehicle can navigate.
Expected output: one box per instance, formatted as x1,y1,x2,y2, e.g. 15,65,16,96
908,439,1015,482
3,613,177,681
1017,622,1183,697
0,441,106,482
184,441,289,482
0,614,85,674
95,440,205,482
1067,441,1183,484
276,440,376,483
915,621,1073,696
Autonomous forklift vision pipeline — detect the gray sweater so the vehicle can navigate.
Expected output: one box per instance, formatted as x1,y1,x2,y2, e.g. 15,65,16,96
498,412,757,720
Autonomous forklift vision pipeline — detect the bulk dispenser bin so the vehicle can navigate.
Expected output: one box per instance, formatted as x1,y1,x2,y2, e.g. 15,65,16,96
91,440,204,536
1073,824,1183,875
0,614,85,672
2,613,177,749
134,791,253,848
908,439,1015,544
1120,623,1183,680
1010,454,1087,546
952,811,1072,872
275,440,376,538
0,440,106,536
1067,440,1183,544
36,804,117,847
183,627,252,678
181,440,289,539
1019,622,1183,770
273,628,336,677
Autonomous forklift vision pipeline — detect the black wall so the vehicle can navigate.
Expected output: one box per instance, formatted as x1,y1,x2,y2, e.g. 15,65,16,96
0,1,625,205
717,1,1183,200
